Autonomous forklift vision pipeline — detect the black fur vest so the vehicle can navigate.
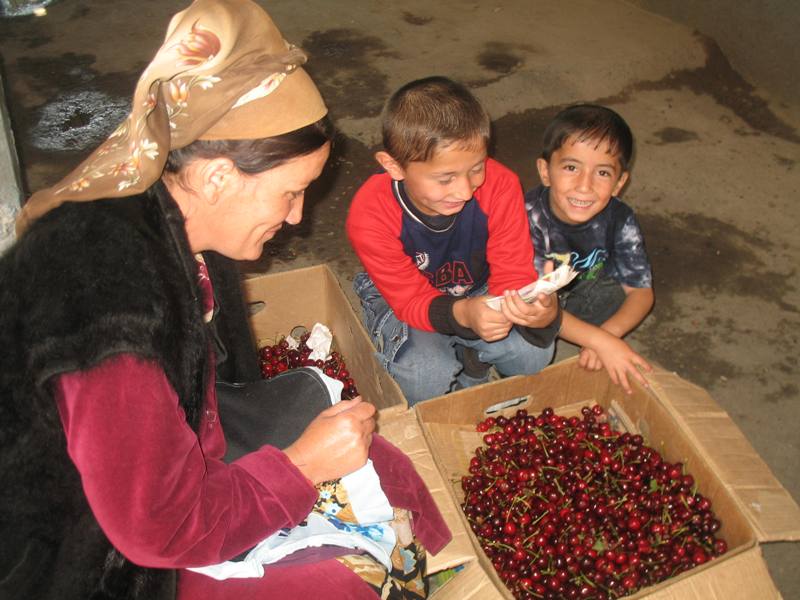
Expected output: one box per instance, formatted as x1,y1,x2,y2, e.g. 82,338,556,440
0,184,211,599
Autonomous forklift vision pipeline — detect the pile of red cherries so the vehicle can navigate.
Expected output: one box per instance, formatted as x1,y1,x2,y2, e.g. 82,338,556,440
258,329,359,400
461,405,728,599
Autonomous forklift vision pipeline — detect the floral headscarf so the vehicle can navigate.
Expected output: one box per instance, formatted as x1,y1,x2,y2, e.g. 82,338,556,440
17,0,327,233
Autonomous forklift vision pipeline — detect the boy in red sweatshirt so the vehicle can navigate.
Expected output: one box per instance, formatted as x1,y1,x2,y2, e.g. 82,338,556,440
347,76,559,405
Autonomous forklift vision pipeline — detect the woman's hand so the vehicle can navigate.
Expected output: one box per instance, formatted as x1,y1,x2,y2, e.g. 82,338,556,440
284,397,376,485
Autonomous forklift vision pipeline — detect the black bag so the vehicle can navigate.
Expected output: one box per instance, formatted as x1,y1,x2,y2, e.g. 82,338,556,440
216,368,334,462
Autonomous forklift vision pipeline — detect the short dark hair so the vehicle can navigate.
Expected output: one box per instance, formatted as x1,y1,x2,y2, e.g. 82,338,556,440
382,76,490,166
164,116,335,175
542,105,633,171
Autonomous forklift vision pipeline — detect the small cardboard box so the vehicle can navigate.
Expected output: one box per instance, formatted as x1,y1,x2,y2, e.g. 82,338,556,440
243,264,406,414
411,358,800,599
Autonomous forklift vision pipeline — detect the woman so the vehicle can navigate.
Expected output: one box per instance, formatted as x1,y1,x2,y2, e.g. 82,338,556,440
0,1,449,598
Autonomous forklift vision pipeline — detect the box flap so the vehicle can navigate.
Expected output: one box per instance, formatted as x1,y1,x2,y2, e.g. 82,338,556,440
377,410,476,573
646,368,800,542
633,545,780,599
430,560,507,599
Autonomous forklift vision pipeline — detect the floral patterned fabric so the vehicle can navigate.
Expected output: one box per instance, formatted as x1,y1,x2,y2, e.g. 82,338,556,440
336,509,428,599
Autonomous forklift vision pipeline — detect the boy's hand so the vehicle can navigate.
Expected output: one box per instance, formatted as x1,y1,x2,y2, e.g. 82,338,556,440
454,296,513,341
583,334,653,394
578,347,603,371
499,289,558,329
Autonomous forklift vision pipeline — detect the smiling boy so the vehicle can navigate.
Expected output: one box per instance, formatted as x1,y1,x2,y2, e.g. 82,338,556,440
526,104,654,392
347,76,559,405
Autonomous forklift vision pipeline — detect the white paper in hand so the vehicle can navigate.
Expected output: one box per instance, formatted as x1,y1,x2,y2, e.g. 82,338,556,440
484,264,578,311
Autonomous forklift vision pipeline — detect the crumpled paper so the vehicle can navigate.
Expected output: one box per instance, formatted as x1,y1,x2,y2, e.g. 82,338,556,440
305,322,333,361
484,264,578,311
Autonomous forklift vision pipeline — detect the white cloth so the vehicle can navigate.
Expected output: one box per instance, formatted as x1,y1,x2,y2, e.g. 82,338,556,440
188,460,395,580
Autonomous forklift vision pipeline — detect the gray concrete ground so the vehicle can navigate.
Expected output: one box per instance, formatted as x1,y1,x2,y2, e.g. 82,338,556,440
1,0,798,596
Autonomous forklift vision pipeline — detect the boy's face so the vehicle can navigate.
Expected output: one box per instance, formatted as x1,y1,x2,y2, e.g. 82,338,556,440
536,135,629,225
376,142,488,217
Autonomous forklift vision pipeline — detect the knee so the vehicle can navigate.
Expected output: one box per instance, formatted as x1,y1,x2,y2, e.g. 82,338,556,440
492,337,555,377
391,343,461,405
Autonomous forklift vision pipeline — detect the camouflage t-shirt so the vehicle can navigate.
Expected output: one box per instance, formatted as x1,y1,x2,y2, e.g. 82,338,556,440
524,185,652,288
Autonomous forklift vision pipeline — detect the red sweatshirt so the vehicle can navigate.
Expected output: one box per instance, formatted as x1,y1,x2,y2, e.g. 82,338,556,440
346,158,537,332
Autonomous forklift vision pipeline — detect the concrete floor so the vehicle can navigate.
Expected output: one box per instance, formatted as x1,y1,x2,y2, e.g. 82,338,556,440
1,0,798,596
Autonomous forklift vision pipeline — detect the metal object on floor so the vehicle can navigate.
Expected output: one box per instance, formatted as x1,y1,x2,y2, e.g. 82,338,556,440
0,0,56,18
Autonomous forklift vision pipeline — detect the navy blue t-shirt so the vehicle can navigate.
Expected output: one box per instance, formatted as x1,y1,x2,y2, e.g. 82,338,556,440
524,185,652,288
395,179,489,297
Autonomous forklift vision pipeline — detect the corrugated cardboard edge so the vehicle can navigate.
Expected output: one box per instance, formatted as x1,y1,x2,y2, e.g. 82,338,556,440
645,368,800,542
377,409,508,599
629,545,781,600
377,409,476,574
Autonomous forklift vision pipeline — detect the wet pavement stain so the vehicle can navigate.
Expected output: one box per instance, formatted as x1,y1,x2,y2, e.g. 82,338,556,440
29,90,129,153
24,34,53,49
490,105,566,189
5,52,141,184
479,42,524,74
644,328,740,387
469,41,531,88
598,34,800,143
402,12,432,26
634,211,798,385
639,211,796,311
301,29,395,120
763,383,799,404
69,4,91,19
650,126,699,145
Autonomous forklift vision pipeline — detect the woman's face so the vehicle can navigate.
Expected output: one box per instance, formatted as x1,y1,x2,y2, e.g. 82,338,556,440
205,143,330,260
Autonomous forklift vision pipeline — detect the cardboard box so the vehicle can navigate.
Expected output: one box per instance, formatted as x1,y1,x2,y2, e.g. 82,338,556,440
242,265,799,598
411,358,800,599
243,264,406,414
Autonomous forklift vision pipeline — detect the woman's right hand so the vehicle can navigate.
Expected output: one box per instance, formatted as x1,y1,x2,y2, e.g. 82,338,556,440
284,397,376,485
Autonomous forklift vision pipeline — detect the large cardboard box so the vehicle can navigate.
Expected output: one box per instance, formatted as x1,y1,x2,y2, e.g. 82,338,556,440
243,265,799,598
412,359,800,599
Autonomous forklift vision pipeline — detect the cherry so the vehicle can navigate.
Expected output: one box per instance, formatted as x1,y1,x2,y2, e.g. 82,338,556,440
257,329,359,399
462,404,728,599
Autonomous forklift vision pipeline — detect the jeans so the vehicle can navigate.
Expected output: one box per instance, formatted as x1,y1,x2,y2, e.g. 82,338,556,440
560,274,626,326
353,272,555,406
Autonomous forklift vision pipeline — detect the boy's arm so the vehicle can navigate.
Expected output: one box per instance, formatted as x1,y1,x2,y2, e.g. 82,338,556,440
600,285,654,338
559,311,652,394
346,176,442,332
481,159,540,293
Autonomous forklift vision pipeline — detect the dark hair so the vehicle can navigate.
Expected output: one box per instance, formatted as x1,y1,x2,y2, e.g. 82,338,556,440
542,105,633,171
382,76,490,166
164,116,335,174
